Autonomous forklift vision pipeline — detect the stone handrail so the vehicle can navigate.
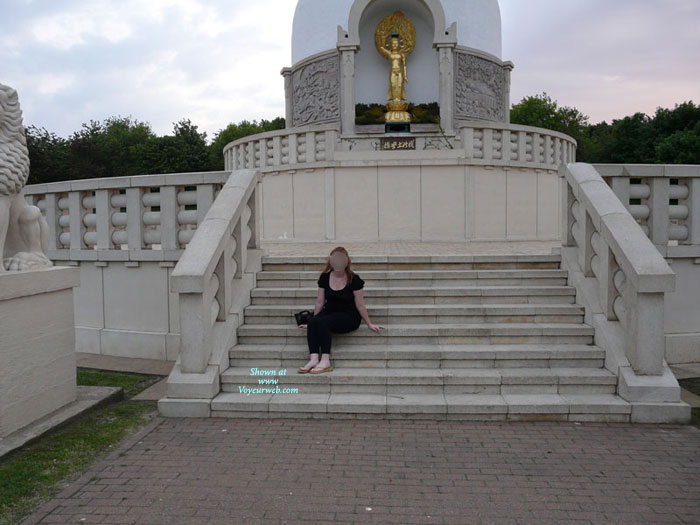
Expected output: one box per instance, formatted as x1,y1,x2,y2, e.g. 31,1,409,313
562,163,675,376
593,164,700,257
171,169,260,376
223,121,577,172
23,171,231,261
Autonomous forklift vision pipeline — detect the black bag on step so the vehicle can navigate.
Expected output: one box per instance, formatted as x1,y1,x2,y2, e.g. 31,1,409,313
294,310,315,326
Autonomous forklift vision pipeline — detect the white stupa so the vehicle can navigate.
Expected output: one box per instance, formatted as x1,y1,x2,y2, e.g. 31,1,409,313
282,0,512,133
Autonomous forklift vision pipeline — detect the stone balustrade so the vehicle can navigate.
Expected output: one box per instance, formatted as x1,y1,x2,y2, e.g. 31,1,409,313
23,171,231,262
161,169,263,413
562,163,675,377
171,169,260,373
223,124,338,172
593,164,700,258
222,121,577,173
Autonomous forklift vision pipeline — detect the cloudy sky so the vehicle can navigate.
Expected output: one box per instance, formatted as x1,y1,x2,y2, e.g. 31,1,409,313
1,0,698,141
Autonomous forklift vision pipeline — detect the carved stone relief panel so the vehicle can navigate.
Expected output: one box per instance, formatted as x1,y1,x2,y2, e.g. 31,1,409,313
292,53,341,127
454,51,506,122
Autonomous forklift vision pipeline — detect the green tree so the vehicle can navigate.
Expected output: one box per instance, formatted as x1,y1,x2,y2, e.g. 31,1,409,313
208,118,285,170
510,92,592,159
25,125,71,185
66,116,157,180
656,129,700,164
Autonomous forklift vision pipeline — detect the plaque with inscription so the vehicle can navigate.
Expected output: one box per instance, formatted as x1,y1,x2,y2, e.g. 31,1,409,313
380,137,416,151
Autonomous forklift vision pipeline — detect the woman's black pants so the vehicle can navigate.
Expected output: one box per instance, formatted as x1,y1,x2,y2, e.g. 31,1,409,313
307,309,361,355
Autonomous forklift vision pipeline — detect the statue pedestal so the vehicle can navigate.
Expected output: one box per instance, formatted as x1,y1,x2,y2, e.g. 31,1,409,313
0,266,80,438
385,122,411,133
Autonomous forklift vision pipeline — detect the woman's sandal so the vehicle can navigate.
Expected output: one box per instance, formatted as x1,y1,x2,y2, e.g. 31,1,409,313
298,364,317,374
309,365,334,374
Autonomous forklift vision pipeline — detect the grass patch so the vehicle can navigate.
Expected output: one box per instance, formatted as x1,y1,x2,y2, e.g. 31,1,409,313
0,369,163,525
77,368,162,398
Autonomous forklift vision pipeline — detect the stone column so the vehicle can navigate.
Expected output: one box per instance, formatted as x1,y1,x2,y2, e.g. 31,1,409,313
437,43,455,135
338,45,358,136
281,67,293,129
503,61,514,124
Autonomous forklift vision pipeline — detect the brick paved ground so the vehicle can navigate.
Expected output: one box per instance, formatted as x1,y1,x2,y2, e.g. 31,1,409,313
21,416,700,524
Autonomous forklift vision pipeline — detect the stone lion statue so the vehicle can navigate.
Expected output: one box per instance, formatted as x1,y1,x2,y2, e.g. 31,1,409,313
0,83,52,272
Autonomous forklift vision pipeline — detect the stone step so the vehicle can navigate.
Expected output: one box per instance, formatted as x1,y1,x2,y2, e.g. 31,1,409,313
243,304,584,325
260,254,562,271
220,366,617,395
236,323,594,345
228,343,606,369
255,269,569,288
250,285,577,305
209,392,636,422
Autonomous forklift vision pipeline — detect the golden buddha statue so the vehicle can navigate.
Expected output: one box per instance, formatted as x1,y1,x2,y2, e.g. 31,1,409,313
375,11,416,123
379,34,408,102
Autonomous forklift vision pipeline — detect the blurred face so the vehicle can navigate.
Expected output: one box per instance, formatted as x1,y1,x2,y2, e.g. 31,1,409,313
330,252,348,271
390,38,399,51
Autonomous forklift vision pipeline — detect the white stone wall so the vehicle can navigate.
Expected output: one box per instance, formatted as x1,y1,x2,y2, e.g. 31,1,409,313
71,261,181,361
0,267,79,438
259,164,562,242
664,258,700,364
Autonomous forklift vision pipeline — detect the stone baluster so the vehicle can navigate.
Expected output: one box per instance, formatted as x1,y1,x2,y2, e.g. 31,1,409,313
272,136,282,166
610,176,631,210
247,188,260,250
288,133,298,165
686,177,700,245
231,214,245,279
324,130,336,161
126,187,144,251
579,209,595,278
648,177,670,250
259,138,268,170
68,191,86,252
306,131,316,163
598,243,618,321
160,186,179,251
482,128,493,163
461,127,474,159
95,189,114,251
196,185,215,227
44,193,60,251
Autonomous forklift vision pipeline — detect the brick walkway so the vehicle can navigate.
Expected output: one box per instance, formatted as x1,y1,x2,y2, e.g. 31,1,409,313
22,417,700,524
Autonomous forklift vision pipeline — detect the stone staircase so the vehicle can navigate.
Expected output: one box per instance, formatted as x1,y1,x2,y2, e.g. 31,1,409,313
210,253,634,421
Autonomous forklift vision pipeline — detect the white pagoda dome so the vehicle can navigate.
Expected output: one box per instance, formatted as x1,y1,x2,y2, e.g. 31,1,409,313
292,0,503,66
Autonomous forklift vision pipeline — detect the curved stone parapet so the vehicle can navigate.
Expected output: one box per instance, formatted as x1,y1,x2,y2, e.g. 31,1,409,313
222,121,577,172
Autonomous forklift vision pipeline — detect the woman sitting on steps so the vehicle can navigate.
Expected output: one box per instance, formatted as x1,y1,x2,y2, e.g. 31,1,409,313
298,246,384,374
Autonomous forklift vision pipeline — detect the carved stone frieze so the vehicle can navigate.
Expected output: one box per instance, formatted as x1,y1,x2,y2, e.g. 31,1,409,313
292,53,341,127
454,51,506,122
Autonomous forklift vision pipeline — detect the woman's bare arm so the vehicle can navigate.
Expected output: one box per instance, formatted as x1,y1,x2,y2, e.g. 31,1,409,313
313,288,325,315
353,290,372,325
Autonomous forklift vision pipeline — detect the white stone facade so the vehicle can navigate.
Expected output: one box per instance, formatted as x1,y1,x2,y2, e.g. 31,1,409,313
0,267,80,438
